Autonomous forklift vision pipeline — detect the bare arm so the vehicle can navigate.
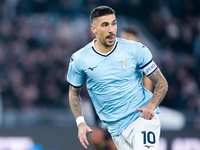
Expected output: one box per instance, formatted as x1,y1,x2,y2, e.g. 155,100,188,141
69,85,82,119
147,68,168,109
68,85,92,149
137,68,168,119
143,75,153,92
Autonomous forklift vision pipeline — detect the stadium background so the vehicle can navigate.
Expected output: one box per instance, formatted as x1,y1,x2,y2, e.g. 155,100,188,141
0,0,200,149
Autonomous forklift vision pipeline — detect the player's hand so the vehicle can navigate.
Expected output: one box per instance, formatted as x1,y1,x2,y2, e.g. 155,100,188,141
78,122,93,149
136,107,154,120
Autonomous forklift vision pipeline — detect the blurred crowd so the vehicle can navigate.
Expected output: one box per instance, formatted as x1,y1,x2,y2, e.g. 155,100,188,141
0,0,200,112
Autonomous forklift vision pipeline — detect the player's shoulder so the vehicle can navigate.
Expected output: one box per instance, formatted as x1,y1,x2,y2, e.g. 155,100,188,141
72,41,93,58
117,38,142,55
117,37,138,46
118,38,148,50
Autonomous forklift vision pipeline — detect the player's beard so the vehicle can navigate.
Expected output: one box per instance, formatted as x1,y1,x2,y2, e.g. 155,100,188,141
99,33,115,48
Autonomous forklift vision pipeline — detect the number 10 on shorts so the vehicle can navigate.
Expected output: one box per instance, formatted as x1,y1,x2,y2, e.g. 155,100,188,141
141,131,156,144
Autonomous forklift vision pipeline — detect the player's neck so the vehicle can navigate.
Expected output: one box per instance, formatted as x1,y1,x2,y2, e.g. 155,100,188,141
94,40,115,54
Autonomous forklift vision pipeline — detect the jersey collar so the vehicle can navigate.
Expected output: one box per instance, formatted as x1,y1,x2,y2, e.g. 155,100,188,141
92,38,118,57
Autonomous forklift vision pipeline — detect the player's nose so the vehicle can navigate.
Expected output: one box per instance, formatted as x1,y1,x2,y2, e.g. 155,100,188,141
108,24,114,33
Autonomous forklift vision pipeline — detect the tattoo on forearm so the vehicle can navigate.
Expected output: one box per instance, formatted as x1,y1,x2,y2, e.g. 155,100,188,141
69,85,83,119
148,68,168,108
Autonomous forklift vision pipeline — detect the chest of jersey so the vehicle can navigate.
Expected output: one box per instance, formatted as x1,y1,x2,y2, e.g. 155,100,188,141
83,48,142,88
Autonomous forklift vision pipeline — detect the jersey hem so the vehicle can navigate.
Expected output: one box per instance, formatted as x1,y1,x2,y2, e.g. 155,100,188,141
66,80,82,88
139,59,152,69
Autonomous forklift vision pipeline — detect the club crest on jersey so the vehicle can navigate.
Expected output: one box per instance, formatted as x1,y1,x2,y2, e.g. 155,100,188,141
117,59,129,70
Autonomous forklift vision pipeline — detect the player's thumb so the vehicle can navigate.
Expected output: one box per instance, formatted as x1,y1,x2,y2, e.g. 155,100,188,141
136,108,142,112
88,127,93,133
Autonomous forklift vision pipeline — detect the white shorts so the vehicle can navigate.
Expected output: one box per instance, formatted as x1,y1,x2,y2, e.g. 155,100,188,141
112,114,161,150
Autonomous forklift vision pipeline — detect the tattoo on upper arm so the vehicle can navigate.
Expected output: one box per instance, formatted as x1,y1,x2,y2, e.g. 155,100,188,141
69,85,83,118
69,85,81,98
147,68,168,107
148,68,163,84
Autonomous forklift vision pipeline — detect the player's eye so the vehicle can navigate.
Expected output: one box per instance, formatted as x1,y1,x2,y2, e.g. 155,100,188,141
102,23,108,27
102,24,107,27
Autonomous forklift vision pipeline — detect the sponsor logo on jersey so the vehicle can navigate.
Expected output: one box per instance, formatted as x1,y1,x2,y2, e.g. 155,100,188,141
144,145,154,149
88,66,97,71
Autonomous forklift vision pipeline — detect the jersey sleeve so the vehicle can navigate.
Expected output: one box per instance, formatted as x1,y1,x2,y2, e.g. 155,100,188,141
67,54,85,87
136,43,157,76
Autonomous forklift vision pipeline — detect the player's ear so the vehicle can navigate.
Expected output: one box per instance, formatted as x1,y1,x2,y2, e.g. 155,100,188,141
91,25,97,34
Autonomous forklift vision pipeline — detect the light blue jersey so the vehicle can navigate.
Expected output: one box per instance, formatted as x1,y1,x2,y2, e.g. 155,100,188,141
67,38,160,136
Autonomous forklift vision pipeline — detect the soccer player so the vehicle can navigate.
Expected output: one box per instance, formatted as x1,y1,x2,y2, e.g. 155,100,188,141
89,26,154,150
67,6,168,150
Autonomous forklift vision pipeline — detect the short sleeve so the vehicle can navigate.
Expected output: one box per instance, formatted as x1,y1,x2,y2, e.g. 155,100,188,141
136,43,158,76
67,54,85,87
136,42,153,68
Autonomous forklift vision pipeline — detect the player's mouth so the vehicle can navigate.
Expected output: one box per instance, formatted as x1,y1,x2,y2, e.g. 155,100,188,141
106,34,115,42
